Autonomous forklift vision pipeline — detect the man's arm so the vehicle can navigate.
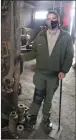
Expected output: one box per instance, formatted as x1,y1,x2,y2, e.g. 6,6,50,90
21,37,37,61
61,36,74,73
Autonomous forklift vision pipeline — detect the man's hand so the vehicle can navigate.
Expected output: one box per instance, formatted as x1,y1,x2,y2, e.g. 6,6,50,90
58,72,65,80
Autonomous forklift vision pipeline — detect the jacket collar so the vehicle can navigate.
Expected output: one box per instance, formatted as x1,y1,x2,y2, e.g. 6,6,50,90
40,27,65,37
40,27,65,46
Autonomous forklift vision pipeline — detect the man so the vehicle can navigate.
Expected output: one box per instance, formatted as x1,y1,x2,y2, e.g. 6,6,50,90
20,10,74,132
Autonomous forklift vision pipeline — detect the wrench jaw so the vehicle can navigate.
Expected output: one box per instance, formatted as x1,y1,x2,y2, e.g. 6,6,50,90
49,123,63,139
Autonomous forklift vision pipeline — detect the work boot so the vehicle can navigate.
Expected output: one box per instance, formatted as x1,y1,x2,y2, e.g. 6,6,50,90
26,115,37,130
42,117,53,134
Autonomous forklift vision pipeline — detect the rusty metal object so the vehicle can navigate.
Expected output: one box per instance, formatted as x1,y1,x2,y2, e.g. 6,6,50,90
2,1,15,97
12,1,21,108
2,1,21,108
8,111,18,134
17,125,24,135
18,104,25,124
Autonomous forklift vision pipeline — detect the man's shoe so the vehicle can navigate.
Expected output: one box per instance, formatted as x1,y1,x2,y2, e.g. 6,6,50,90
42,118,53,134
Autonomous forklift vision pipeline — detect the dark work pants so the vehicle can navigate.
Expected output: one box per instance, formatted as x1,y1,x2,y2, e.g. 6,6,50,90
29,71,59,119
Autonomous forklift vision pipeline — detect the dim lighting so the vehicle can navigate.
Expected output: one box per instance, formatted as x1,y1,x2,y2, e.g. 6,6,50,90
35,11,48,20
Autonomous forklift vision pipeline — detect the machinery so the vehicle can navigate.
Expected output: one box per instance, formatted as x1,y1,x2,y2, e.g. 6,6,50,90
1,0,23,132
1,0,40,138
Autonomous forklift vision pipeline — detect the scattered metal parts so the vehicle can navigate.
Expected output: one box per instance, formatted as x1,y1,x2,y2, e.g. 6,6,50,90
25,106,29,112
26,115,31,122
18,104,25,113
18,104,26,124
24,106,29,117
17,125,24,134
8,111,18,134
18,116,25,124
26,114,34,130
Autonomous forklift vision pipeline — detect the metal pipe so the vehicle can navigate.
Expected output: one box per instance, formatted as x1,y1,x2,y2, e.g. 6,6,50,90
12,1,21,108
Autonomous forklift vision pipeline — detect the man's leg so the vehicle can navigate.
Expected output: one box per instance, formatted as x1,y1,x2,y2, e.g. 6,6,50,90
42,75,59,131
29,88,46,116
28,71,46,126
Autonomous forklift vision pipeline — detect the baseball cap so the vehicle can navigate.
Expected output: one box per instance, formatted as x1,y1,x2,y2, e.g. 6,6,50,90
47,10,59,18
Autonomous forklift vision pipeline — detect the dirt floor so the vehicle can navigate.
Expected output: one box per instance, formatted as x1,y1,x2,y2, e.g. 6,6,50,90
19,59,75,140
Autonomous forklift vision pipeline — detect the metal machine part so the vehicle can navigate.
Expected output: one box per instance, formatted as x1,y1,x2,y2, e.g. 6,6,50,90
2,0,21,108
1,1,24,132
21,27,30,46
18,104,25,113
8,111,18,134
3,0,15,87
17,125,24,134
20,27,41,53
24,106,29,117
20,27,32,52
18,104,26,124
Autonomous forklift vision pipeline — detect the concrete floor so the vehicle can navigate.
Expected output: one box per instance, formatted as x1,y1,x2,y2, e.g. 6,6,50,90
19,60,75,140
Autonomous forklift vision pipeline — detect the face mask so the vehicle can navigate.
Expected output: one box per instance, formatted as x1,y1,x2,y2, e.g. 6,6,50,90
47,20,58,29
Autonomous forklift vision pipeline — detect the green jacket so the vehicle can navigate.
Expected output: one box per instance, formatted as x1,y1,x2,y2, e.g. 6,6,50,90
22,29,74,74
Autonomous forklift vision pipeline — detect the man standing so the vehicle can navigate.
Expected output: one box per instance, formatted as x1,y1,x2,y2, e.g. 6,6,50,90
21,10,74,132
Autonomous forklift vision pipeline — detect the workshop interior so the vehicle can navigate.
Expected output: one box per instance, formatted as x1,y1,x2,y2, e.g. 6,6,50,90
1,0,75,139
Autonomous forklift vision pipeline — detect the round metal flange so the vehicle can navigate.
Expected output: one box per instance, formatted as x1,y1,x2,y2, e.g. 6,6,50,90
18,104,25,113
17,125,24,134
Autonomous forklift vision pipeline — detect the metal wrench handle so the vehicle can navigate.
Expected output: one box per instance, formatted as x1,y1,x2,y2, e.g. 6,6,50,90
58,79,62,131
